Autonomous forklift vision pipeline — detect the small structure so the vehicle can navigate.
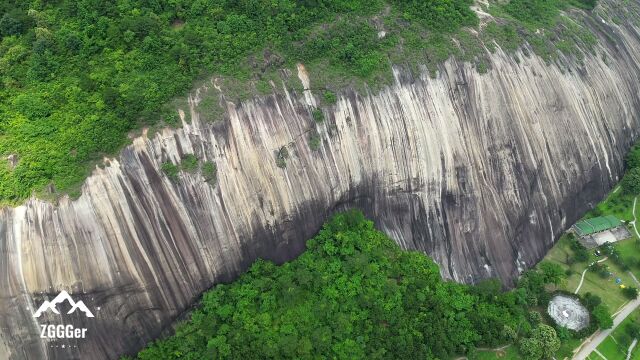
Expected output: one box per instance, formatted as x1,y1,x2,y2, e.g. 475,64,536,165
547,295,590,331
573,215,631,249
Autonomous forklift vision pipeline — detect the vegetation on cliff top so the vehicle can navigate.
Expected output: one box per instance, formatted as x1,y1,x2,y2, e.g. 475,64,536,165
0,0,602,203
129,210,608,360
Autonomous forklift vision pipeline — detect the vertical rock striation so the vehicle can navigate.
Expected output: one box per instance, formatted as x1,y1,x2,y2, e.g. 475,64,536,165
1,3,640,359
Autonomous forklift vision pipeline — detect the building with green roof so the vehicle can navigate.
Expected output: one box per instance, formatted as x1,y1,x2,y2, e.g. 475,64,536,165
573,215,622,237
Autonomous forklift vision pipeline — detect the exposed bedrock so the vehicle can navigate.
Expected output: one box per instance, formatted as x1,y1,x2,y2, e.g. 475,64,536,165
2,4,640,359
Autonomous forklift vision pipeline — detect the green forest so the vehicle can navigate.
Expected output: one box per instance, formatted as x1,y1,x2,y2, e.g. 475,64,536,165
0,0,598,203
128,210,609,360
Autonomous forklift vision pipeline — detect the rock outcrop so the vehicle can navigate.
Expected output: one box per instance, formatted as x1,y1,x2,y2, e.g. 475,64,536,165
1,2,640,359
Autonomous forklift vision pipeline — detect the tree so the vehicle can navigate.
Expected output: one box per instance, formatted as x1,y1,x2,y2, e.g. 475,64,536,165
583,292,602,310
528,311,542,325
622,167,640,194
502,325,517,342
474,278,502,299
570,239,590,263
626,322,640,338
134,211,531,359
622,286,639,300
518,324,560,360
625,145,640,169
0,12,23,37
539,261,565,285
592,304,613,329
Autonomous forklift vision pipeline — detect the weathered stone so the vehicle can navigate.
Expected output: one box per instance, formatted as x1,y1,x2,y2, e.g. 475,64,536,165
1,2,640,358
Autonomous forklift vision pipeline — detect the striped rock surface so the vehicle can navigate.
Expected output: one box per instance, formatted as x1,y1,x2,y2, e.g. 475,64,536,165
1,2,640,358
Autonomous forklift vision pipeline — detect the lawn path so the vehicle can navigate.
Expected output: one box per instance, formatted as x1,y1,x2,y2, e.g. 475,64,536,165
631,197,639,239
594,349,609,360
627,339,638,360
575,257,608,294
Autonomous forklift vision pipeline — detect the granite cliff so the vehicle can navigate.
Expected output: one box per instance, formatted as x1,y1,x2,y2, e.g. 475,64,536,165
1,2,640,358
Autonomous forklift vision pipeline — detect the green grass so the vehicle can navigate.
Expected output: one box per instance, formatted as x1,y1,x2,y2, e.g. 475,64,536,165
591,309,640,359
577,269,633,313
583,187,636,222
556,337,586,359
475,345,519,359
543,235,638,313
543,183,640,313
541,165,640,358
597,336,627,359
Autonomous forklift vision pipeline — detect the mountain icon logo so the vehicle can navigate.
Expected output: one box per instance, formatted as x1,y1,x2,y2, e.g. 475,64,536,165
33,290,94,318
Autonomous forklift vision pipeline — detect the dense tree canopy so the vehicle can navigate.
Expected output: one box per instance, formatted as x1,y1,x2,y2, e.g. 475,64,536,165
0,0,478,203
0,0,599,203
128,210,615,359
622,167,640,194
518,324,561,360
131,210,532,359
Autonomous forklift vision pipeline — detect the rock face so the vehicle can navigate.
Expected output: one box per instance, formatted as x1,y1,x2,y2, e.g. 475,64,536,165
1,3,640,359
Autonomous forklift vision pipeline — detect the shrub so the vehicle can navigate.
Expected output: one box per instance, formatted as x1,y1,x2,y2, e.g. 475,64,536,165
390,0,478,32
163,110,180,126
0,0,601,203
180,154,199,173
308,131,322,151
505,0,561,26
161,162,179,181
202,161,217,183
312,108,324,123
565,268,574,276
276,146,289,168
323,91,337,104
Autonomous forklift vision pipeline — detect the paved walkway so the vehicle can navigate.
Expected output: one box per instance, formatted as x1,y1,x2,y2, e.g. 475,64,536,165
626,339,638,360
573,198,640,359
573,297,640,359
630,196,639,238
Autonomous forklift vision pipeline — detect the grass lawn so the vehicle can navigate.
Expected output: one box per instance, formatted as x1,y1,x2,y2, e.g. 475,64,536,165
576,265,635,314
540,213,640,358
542,234,589,289
583,187,636,222
556,337,586,359
475,345,519,360
529,175,640,358
542,235,637,312
616,236,640,279
597,336,627,359
591,309,640,359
